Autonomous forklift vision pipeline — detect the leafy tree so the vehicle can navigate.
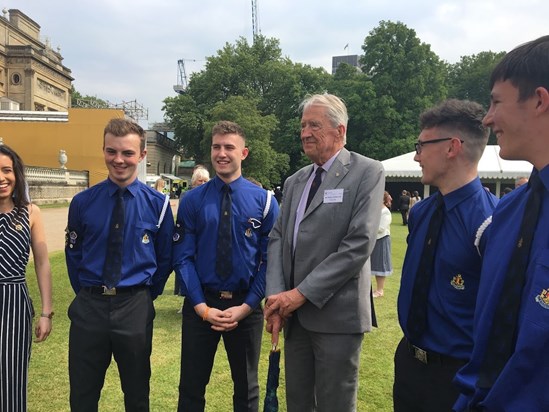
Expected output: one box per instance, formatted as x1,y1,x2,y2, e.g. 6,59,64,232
70,86,109,109
359,21,448,157
162,93,204,160
163,35,329,181
447,51,506,109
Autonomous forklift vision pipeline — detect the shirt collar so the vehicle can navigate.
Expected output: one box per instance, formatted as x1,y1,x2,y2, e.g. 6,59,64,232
213,175,244,192
442,177,483,211
106,178,138,197
536,166,549,192
314,149,342,174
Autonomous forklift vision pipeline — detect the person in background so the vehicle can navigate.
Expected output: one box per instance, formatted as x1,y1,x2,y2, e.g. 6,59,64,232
410,190,421,208
190,166,210,188
273,185,283,204
501,187,513,196
173,120,278,412
154,177,166,193
65,118,174,411
372,191,393,298
398,190,411,225
264,93,384,412
394,99,498,412
454,35,549,412
514,176,528,188
0,144,53,411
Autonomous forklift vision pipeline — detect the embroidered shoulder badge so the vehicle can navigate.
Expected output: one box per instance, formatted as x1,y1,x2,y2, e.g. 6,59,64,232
142,233,150,244
450,274,465,290
535,289,549,309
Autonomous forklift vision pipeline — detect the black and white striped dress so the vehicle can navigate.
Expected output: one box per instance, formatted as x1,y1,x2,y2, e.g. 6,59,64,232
0,206,33,412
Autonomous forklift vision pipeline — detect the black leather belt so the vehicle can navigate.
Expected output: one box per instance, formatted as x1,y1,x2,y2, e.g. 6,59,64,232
405,337,465,366
82,285,147,296
204,288,248,300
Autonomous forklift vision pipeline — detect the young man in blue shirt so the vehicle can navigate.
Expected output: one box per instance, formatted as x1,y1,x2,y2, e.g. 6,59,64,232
174,121,279,412
454,35,549,412
66,118,174,411
394,99,498,412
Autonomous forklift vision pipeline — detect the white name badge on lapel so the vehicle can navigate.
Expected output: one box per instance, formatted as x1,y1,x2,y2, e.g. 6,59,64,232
324,188,344,203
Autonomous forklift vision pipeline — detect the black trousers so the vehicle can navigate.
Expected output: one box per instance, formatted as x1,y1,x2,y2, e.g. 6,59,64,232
401,208,409,225
68,287,155,412
393,337,467,412
177,292,263,412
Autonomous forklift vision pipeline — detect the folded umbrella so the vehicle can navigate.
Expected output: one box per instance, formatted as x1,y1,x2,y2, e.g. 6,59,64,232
263,338,281,412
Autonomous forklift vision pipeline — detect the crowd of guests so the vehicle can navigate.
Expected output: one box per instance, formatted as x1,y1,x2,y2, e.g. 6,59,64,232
2,34,549,412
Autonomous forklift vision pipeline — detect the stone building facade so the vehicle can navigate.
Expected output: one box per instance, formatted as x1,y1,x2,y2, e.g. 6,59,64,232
0,9,73,111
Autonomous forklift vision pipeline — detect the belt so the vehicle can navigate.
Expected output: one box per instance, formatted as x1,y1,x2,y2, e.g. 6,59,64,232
405,337,465,366
82,285,147,296
204,288,248,300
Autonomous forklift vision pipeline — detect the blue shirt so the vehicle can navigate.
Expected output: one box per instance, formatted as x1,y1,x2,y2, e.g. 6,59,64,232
65,178,174,299
454,167,549,412
398,178,498,359
173,176,279,309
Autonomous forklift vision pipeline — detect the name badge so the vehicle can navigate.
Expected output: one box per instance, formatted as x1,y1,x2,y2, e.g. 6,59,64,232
323,188,344,203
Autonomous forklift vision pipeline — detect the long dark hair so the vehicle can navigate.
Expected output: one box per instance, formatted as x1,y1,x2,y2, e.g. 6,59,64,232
0,144,29,212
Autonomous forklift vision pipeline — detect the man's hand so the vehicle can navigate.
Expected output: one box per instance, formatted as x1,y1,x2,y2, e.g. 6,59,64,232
195,303,238,332
264,311,285,344
264,288,306,319
220,304,253,332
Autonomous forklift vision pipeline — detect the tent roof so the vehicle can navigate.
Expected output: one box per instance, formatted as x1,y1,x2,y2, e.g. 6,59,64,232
381,145,533,179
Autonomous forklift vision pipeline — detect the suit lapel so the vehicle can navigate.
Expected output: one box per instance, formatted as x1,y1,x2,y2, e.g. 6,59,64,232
302,149,350,219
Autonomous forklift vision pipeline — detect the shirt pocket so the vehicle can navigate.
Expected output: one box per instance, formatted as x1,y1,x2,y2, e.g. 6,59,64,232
238,216,261,245
523,250,549,327
133,222,159,261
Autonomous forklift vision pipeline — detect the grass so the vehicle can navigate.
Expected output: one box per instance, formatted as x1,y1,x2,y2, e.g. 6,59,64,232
26,213,408,411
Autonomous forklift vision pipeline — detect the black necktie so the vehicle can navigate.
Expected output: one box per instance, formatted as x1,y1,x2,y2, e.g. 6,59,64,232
102,188,126,289
478,174,543,388
216,184,232,278
306,167,324,210
407,192,444,342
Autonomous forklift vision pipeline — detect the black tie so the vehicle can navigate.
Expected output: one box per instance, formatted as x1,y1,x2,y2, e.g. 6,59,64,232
407,192,444,342
102,187,126,289
216,184,232,278
306,167,323,210
478,174,543,388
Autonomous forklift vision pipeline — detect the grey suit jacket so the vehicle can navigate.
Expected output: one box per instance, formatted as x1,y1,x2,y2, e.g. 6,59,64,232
266,148,385,335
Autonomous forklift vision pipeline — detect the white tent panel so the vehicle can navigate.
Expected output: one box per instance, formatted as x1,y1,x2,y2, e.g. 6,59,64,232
382,145,533,180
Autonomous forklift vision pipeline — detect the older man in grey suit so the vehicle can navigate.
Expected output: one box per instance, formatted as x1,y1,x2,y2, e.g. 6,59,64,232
264,93,385,412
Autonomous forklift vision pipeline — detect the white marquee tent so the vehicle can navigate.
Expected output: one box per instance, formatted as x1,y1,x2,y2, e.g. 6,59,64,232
381,145,533,197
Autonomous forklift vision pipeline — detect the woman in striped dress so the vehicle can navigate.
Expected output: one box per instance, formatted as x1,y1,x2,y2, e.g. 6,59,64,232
0,144,52,411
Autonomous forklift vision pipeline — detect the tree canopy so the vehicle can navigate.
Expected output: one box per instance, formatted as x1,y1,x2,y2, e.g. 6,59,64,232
162,21,506,182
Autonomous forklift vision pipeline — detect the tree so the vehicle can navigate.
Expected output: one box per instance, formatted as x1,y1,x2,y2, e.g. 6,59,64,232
447,51,506,109
70,86,109,109
162,94,204,160
163,35,329,180
359,21,448,158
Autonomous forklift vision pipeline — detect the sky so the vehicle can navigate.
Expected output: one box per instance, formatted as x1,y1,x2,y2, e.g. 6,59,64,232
4,0,549,128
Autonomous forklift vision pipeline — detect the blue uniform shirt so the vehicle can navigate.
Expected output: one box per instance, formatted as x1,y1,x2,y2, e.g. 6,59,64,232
65,178,174,299
454,167,549,411
398,177,498,359
173,176,279,309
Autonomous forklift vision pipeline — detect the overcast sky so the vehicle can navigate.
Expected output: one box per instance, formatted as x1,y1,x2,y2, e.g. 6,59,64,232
4,0,548,127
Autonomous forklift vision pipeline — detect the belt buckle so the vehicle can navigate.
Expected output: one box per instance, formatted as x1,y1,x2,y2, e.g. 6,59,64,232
102,286,117,296
219,291,233,299
413,346,428,364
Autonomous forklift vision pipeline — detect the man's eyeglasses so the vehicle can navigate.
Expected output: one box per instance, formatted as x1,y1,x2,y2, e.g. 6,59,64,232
414,137,464,154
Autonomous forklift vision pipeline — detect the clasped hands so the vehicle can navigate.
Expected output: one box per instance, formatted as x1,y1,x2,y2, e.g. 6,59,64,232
263,288,306,339
195,303,252,332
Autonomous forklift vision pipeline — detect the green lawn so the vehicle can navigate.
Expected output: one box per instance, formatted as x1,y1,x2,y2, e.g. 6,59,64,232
26,213,408,411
